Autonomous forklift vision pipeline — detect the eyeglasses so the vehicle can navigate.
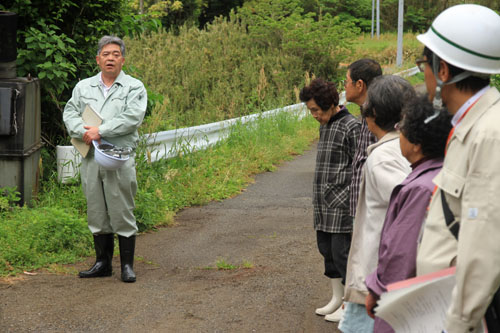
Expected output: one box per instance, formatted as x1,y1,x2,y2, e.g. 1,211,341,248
415,58,428,72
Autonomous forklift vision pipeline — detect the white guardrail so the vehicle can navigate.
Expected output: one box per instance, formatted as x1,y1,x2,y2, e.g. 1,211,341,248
57,66,420,182
144,103,308,162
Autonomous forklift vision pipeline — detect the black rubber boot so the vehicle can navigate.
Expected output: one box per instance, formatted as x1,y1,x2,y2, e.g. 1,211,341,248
118,235,136,283
79,234,114,278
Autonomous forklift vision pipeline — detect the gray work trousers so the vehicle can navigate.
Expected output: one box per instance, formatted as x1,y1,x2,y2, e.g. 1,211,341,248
81,152,138,237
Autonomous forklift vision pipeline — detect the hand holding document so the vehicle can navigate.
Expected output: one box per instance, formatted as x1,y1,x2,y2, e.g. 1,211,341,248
71,104,102,157
375,267,456,333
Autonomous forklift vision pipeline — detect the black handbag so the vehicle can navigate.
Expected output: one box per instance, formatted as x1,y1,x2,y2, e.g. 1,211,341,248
441,190,500,332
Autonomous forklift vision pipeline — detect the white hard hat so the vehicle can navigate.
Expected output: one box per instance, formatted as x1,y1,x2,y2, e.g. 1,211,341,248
417,4,500,74
92,140,129,170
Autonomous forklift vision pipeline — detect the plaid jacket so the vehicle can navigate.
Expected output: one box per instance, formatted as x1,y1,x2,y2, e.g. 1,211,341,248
313,107,360,233
349,118,377,217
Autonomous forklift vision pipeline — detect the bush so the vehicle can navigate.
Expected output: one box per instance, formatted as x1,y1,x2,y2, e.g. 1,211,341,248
0,0,161,148
238,0,358,80
126,17,303,129
492,75,500,90
0,207,91,275
126,0,358,131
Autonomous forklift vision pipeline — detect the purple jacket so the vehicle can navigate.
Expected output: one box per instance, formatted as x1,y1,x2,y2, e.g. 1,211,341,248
365,157,443,333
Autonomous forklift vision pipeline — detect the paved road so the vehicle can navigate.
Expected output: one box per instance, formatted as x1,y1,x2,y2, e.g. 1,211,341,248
0,144,341,332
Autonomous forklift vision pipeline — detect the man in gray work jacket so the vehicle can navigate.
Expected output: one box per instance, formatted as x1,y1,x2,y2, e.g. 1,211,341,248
63,36,147,283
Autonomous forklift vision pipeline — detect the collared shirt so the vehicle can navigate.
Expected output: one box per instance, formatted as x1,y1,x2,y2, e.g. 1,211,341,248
451,85,488,126
349,118,377,217
313,106,360,233
98,73,113,98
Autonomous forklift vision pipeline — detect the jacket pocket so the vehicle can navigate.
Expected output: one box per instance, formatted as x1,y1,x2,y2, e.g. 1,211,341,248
434,168,465,223
80,95,98,113
105,94,127,117
435,168,465,199
323,184,349,209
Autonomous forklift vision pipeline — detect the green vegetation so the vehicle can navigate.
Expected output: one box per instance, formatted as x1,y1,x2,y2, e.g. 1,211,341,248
1,0,478,277
241,260,254,269
127,3,357,131
202,258,254,270
346,32,422,72
0,207,92,274
215,258,238,270
1,111,318,276
0,0,162,147
492,75,500,90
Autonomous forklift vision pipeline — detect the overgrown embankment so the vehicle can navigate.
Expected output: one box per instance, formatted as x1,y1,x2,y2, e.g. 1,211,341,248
0,2,358,276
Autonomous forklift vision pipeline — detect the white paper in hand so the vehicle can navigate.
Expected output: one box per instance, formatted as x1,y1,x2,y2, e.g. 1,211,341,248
375,267,456,333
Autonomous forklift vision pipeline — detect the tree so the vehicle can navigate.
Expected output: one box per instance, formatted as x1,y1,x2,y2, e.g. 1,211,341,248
238,0,359,80
128,0,207,29
198,0,246,28
0,0,159,148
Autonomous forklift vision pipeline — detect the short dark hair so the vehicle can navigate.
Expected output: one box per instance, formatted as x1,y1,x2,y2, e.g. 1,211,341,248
400,95,452,159
423,47,489,93
299,78,339,111
348,59,382,88
361,75,416,132
97,35,126,57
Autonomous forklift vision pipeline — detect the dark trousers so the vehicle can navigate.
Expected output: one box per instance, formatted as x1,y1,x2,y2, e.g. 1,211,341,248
316,231,351,285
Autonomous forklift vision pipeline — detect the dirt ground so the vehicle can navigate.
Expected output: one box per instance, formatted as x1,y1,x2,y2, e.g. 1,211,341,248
0,144,343,333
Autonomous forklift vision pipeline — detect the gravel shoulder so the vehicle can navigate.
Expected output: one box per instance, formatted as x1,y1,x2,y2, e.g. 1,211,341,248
0,144,341,333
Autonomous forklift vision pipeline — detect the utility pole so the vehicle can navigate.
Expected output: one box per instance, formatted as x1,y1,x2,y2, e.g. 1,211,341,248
140,0,144,14
376,0,380,39
396,0,404,67
371,0,375,38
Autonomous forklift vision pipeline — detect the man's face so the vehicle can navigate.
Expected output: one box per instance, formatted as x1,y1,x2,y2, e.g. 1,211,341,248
306,99,333,125
423,56,437,102
96,43,125,78
344,70,364,105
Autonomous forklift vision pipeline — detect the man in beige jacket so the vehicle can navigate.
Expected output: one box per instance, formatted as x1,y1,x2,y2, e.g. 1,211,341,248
415,4,500,332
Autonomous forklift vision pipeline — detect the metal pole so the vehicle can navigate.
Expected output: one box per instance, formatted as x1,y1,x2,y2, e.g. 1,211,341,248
376,0,380,39
396,0,404,67
371,0,375,39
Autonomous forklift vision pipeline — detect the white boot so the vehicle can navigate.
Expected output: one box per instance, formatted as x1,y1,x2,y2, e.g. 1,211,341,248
315,278,344,316
325,304,344,322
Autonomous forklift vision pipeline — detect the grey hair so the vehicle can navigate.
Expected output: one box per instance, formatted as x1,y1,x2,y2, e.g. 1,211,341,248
97,36,126,57
361,75,416,132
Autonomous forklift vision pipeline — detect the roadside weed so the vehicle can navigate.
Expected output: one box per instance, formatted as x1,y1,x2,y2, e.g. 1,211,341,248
241,260,254,269
216,258,238,270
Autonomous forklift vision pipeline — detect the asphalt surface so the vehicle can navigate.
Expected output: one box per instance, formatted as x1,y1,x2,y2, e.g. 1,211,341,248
0,143,341,333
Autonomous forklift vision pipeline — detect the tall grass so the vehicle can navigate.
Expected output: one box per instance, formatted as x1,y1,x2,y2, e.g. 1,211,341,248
0,112,318,276
0,23,426,276
345,32,423,73
126,17,307,131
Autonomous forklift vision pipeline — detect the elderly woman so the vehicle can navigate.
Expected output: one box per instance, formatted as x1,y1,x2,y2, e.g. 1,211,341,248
299,78,360,321
364,96,452,332
339,75,414,332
